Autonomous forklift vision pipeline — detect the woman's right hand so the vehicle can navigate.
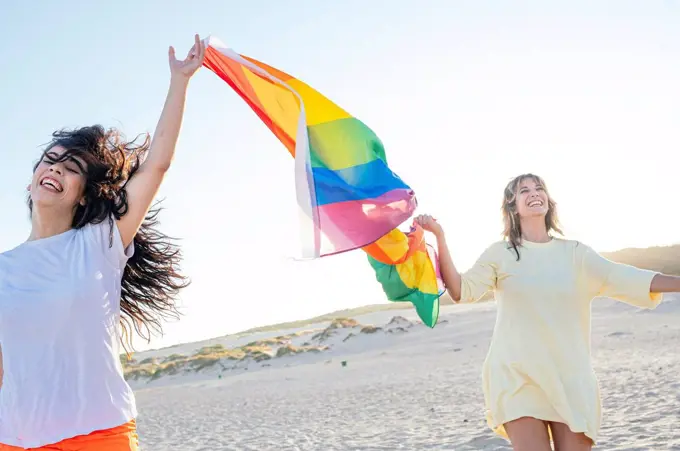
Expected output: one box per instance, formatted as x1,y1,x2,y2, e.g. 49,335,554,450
414,214,444,238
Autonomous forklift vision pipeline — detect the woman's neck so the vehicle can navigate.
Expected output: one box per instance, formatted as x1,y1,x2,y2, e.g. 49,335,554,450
28,208,73,241
520,216,551,243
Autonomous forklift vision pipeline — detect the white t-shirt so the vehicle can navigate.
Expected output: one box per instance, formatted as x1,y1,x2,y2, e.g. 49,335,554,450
0,217,138,448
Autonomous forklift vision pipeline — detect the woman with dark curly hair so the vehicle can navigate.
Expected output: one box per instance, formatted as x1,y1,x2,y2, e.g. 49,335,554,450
0,34,205,450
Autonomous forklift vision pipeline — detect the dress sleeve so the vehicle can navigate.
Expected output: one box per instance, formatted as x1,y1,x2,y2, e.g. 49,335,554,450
459,242,501,303
580,243,661,309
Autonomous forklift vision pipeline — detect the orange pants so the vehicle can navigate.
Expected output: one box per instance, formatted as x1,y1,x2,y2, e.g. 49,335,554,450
0,420,138,451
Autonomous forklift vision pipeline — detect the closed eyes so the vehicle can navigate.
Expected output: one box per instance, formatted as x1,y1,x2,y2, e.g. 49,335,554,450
43,153,85,174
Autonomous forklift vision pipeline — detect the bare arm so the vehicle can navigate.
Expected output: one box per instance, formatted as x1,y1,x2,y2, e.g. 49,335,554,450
650,273,680,293
414,214,463,301
433,231,463,301
117,35,206,248
415,214,499,303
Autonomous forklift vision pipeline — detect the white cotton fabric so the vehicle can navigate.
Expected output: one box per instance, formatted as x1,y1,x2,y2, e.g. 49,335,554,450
0,218,137,448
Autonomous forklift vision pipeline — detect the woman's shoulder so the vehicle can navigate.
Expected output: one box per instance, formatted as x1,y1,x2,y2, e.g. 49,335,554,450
484,237,588,256
477,237,595,260
551,237,592,250
78,215,134,266
548,237,601,261
480,240,515,258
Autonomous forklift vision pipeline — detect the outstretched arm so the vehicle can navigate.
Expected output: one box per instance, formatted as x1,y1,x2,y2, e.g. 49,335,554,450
650,274,680,293
117,34,206,248
581,244,663,308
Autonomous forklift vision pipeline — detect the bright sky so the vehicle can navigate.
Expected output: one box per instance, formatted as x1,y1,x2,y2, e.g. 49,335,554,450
2,1,679,351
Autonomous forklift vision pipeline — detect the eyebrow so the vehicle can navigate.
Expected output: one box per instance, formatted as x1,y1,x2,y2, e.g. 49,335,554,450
44,152,87,174
66,159,86,173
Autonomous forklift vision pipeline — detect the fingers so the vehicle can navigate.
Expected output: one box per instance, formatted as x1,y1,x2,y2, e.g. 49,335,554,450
189,34,199,59
413,215,428,227
198,35,206,62
413,214,440,233
169,34,206,76
187,45,196,60
186,34,206,66
414,214,436,223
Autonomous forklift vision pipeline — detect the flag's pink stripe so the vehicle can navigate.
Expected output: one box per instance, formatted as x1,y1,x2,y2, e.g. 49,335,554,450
315,188,417,256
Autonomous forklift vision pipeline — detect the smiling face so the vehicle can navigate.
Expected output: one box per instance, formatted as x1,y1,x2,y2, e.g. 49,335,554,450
514,177,549,219
501,173,564,259
29,145,88,214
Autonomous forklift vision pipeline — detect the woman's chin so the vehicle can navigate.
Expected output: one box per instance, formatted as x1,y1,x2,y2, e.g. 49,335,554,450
522,209,548,218
31,196,72,211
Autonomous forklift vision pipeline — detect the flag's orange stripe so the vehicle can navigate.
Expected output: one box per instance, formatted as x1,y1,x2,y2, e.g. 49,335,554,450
363,226,425,265
241,54,295,82
204,47,296,155
362,241,392,263
242,69,300,154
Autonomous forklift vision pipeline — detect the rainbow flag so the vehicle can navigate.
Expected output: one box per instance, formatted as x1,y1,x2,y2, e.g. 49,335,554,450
202,36,444,326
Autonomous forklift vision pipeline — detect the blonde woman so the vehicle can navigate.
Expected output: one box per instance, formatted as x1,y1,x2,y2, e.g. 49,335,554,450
416,173,680,451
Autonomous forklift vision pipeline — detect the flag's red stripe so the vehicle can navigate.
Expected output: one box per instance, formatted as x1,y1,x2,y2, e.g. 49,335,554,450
203,47,297,155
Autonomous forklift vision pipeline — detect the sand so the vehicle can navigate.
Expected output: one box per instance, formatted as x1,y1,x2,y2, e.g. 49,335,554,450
129,294,680,450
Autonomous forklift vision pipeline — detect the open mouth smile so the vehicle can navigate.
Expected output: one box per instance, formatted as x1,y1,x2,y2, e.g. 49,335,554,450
40,177,63,193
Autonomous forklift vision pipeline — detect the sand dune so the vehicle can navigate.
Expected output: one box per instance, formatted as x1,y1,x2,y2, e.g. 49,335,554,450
130,294,680,450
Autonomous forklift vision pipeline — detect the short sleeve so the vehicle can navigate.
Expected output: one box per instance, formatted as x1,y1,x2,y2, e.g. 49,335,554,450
83,216,135,270
459,242,502,303
580,243,661,309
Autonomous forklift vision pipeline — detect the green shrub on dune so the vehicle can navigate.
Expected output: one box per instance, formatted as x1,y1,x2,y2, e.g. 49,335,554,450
196,344,224,355
189,356,222,371
163,353,186,363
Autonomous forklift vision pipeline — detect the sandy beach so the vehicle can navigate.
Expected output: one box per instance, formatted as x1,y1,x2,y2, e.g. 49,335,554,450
128,294,680,450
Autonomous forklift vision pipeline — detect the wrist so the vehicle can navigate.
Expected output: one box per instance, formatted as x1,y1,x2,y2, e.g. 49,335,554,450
169,75,190,91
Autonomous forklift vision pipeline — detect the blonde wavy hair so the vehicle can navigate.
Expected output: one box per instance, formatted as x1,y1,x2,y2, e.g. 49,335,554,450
501,173,563,260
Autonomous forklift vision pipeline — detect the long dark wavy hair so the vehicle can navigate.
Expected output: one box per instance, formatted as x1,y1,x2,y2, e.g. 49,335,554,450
501,173,563,260
28,125,189,350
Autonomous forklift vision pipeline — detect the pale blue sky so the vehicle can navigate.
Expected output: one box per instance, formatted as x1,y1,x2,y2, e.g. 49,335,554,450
2,1,679,351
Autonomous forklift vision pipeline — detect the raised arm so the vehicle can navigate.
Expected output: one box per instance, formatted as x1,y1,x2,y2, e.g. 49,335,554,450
415,214,498,302
433,231,464,301
117,34,206,248
414,215,462,299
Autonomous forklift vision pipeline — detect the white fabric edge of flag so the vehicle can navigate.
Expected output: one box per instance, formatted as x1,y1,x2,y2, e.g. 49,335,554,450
202,35,321,259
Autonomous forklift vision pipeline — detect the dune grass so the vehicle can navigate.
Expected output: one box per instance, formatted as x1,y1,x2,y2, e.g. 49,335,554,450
122,338,328,381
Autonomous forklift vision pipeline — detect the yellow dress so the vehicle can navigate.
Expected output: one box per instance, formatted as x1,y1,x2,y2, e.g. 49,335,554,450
459,238,662,443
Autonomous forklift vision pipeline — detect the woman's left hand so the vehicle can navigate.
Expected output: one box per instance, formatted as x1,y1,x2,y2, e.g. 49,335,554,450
414,214,445,238
169,34,206,81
